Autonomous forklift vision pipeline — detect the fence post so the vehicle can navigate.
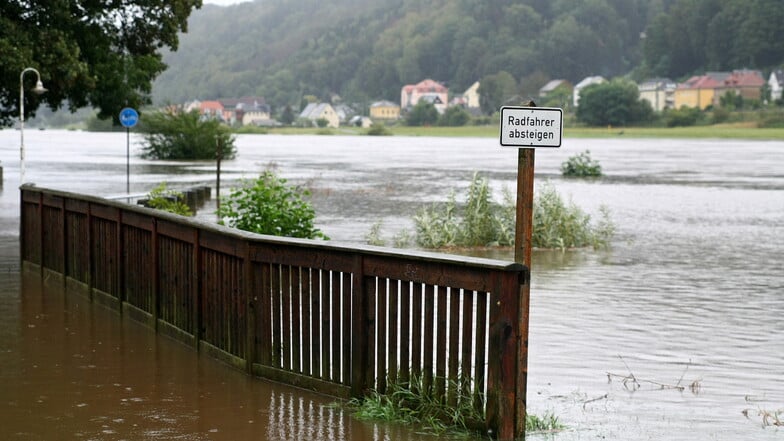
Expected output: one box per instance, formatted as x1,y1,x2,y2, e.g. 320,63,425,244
350,255,367,398
87,202,93,300
193,228,201,350
244,241,255,374
151,217,159,331
486,270,522,440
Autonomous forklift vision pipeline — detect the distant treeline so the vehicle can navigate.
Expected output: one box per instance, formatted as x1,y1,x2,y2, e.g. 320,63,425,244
152,0,783,113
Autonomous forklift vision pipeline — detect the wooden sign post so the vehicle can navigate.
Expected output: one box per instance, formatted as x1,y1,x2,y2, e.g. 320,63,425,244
498,102,563,439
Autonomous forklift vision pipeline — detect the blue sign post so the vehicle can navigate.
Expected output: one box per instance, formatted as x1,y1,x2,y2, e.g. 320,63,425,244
119,108,139,195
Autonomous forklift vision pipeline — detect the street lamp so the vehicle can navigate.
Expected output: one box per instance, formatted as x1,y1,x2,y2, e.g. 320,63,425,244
20,67,47,185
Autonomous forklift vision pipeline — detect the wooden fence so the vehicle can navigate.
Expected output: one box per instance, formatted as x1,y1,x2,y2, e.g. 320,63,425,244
20,184,530,440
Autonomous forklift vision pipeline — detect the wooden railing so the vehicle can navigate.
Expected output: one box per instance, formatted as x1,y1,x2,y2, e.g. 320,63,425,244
20,185,530,440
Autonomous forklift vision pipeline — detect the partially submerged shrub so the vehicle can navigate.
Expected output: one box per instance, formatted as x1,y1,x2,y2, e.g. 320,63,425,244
349,373,485,436
533,182,614,250
561,150,602,177
412,174,615,250
217,171,328,239
144,183,193,216
348,373,564,436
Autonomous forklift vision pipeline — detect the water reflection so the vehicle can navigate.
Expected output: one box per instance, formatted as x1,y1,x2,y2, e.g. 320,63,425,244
6,274,444,441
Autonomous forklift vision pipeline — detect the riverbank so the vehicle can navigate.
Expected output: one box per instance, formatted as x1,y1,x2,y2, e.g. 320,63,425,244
255,122,784,140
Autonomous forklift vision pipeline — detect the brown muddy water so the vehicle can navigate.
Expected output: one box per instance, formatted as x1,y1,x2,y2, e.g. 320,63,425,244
0,129,783,440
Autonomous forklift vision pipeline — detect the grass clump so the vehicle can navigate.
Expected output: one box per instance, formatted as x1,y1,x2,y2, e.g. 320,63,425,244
561,150,602,177
526,412,565,432
144,183,193,216
414,172,515,249
347,374,565,436
348,374,485,436
411,173,614,250
533,182,614,250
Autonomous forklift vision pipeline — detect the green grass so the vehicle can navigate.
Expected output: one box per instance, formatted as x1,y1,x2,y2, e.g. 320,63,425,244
526,412,565,433
348,374,486,437
346,373,566,437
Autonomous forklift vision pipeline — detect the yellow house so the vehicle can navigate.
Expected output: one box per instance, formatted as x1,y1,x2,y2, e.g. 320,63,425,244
299,102,340,128
462,81,481,109
369,100,400,120
673,73,726,109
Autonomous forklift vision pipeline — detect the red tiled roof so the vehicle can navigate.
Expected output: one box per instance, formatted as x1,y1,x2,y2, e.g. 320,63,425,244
723,70,765,88
199,100,224,111
402,78,448,93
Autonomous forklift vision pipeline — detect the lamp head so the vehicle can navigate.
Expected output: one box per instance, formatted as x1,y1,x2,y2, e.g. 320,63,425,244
33,80,47,94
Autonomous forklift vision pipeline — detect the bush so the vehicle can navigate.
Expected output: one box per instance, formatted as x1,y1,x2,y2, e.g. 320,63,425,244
561,150,602,177
533,182,614,250
405,101,439,126
412,174,614,250
144,183,193,216
139,110,236,160
216,171,328,239
366,123,392,136
664,106,701,127
438,106,470,126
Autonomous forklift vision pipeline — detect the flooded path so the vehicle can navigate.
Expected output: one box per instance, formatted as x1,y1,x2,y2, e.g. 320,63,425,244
1,129,783,440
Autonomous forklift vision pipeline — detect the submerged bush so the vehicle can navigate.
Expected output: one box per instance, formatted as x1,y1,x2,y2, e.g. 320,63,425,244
139,109,236,160
144,183,192,216
411,174,614,250
216,171,328,240
533,182,614,250
561,150,602,177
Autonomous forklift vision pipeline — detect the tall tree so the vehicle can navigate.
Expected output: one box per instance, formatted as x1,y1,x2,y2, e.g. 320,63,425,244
478,71,517,115
0,0,201,127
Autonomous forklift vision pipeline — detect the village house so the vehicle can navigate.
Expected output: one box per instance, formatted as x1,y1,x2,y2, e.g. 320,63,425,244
539,79,572,98
449,81,481,110
198,100,226,121
369,100,400,121
718,69,766,102
573,76,606,107
673,73,727,109
217,96,271,126
674,70,765,109
769,69,784,102
638,78,676,112
400,79,448,110
299,102,340,128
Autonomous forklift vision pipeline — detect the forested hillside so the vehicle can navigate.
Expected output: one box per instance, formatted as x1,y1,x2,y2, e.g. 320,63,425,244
151,0,783,112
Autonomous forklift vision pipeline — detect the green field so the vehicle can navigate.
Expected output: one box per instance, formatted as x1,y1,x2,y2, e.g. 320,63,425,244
260,123,784,140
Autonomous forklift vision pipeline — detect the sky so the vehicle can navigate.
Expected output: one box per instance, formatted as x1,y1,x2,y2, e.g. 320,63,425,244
203,0,251,6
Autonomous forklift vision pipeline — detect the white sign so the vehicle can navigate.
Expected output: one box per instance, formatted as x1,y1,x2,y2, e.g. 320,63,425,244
499,106,563,148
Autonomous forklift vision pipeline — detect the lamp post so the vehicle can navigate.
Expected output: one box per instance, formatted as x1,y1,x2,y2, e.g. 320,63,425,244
20,67,47,185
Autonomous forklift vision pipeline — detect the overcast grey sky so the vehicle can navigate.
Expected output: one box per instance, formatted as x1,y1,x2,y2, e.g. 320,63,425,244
203,0,251,6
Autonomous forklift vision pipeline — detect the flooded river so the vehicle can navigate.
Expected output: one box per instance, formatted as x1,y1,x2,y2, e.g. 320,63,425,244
0,129,782,440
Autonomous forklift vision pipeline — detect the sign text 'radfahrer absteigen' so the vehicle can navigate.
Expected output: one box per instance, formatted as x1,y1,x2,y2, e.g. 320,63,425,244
499,106,563,148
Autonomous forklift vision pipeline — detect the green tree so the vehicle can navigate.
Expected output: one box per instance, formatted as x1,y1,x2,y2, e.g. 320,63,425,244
438,106,470,127
405,101,439,126
0,0,201,127
576,79,653,126
280,105,295,125
478,71,517,115
139,110,236,160
217,171,328,240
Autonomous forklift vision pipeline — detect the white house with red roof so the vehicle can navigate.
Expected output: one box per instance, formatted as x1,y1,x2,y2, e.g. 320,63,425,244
400,79,448,111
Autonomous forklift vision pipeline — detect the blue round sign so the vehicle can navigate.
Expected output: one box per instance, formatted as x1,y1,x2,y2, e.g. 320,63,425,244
119,107,139,128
